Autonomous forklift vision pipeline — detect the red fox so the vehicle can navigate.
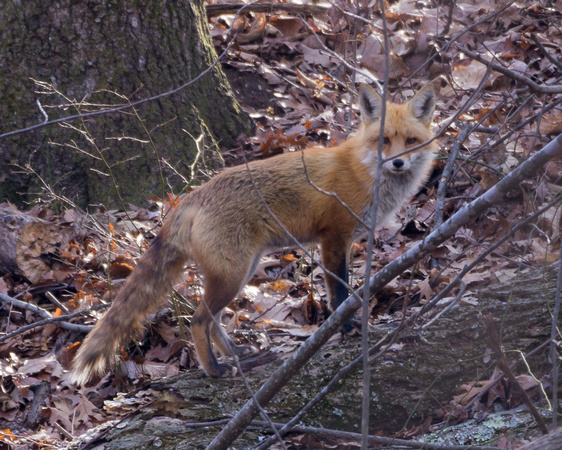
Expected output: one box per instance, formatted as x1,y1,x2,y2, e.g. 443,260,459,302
70,83,437,384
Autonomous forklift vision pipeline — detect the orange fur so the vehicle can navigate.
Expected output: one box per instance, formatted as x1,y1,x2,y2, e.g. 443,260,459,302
71,84,438,383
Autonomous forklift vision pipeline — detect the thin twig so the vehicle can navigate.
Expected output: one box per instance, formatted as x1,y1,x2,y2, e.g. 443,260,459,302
326,0,383,31
360,2,388,446
299,17,382,92
0,293,109,342
434,125,470,229
233,353,288,450
247,286,296,326
205,2,328,18
550,239,562,429
300,150,368,228
401,0,516,87
419,281,467,330
250,420,497,450
439,1,455,37
465,338,553,410
485,314,549,434
345,11,359,137
385,64,493,167
45,291,70,315
36,99,48,123
530,33,562,70
481,96,562,156
458,44,562,94
254,329,398,450
240,156,362,304
416,193,562,330
463,235,534,269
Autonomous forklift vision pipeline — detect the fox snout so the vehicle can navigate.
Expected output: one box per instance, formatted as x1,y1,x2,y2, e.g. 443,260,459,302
383,156,411,172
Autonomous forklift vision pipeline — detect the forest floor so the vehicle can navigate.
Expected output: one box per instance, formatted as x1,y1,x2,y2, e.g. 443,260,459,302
1,0,562,448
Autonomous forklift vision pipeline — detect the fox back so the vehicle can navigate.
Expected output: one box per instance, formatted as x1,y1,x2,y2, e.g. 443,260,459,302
71,84,437,384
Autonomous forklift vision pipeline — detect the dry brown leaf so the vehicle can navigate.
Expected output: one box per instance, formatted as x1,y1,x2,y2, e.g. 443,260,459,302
17,353,63,379
452,60,490,90
417,278,433,302
74,395,104,428
540,109,562,136
453,379,495,405
16,222,71,284
120,360,179,380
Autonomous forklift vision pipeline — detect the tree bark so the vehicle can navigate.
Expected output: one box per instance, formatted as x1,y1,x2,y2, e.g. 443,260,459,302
0,0,249,209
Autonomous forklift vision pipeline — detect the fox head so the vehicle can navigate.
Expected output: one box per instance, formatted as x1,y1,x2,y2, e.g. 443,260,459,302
358,84,436,174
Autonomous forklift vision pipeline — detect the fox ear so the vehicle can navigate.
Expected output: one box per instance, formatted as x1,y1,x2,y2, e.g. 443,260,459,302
409,85,436,126
358,84,383,123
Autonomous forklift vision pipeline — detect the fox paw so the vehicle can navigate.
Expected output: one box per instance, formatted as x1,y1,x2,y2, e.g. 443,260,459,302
207,362,238,378
341,318,362,336
232,344,257,357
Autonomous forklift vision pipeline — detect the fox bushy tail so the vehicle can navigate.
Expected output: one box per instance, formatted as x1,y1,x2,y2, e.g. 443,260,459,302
70,235,187,385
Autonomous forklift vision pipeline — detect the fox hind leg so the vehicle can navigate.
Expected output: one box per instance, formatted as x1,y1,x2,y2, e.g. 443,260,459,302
210,252,260,358
192,253,260,377
210,311,255,358
192,274,242,377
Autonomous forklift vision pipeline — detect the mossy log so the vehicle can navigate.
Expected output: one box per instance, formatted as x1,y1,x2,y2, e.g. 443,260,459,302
73,266,557,448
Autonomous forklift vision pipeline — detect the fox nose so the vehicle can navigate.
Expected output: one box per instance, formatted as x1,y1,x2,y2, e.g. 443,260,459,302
393,159,404,169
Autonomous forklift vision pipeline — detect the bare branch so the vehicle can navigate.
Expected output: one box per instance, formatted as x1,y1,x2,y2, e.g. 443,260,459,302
434,125,470,236
530,33,562,70
486,315,549,434
206,3,328,18
360,2,390,446
458,44,562,94
250,420,498,450
0,292,108,341
550,238,562,429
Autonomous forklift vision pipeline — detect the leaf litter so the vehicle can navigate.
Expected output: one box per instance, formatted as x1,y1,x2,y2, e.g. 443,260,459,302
1,0,562,447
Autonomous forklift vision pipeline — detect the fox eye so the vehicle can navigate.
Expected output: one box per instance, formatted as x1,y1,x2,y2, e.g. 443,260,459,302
382,137,390,145
406,137,417,145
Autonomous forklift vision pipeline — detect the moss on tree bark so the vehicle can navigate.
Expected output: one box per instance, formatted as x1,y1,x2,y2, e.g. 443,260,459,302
0,0,249,209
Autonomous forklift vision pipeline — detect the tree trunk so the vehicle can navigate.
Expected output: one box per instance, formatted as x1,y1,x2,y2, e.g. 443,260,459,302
0,0,249,209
